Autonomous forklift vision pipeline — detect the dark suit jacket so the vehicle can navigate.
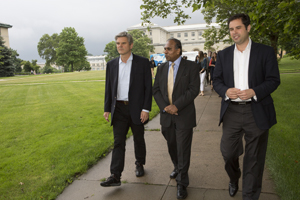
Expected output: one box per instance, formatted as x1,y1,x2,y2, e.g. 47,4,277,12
104,54,152,125
213,41,280,130
153,58,200,129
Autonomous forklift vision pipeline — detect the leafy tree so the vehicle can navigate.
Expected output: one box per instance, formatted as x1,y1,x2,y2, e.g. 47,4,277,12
10,49,23,72
141,0,300,58
31,59,40,73
0,36,14,77
42,64,54,74
129,29,154,58
56,27,88,72
22,61,33,72
104,30,154,62
104,41,118,62
37,33,59,65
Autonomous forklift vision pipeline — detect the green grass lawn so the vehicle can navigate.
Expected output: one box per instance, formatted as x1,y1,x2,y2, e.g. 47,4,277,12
266,57,300,200
0,71,159,200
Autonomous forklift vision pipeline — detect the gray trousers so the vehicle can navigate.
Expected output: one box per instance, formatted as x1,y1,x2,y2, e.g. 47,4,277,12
221,103,269,200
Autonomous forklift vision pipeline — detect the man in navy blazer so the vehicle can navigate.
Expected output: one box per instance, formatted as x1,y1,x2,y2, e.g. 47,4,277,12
101,32,152,187
213,14,280,200
153,38,199,199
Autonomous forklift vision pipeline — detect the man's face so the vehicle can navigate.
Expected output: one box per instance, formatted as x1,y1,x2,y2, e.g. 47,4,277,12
229,18,251,46
164,40,180,62
116,37,133,56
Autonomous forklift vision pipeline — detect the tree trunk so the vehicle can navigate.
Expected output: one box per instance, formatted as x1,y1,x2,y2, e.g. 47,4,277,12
269,34,279,57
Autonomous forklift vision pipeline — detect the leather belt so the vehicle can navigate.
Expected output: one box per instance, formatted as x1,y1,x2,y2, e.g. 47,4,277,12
117,100,129,105
231,101,252,105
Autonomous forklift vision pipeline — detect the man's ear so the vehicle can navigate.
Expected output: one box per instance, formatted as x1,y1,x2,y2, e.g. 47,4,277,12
247,25,251,33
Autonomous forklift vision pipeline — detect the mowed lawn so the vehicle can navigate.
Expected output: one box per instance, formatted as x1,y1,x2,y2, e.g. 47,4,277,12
0,71,159,200
266,57,300,200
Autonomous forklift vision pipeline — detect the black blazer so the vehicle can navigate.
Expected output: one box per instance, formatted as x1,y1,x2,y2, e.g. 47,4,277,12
104,54,152,125
213,41,280,130
153,58,200,129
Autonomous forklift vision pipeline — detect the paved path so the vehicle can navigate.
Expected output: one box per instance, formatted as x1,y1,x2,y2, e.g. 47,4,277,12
57,88,280,200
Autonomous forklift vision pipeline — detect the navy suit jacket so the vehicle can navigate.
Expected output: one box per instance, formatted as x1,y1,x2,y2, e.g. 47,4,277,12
153,58,200,129
213,41,280,130
104,54,152,125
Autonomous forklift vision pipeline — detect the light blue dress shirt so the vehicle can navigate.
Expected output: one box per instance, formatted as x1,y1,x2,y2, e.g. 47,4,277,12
168,56,182,85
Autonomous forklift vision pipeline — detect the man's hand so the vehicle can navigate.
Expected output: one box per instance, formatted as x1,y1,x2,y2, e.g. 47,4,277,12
164,105,178,115
237,89,255,100
103,112,110,122
226,88,241,99
140,111,149,123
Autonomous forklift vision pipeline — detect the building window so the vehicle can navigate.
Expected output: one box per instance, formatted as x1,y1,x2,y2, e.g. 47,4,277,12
170,33,174,38
184,33,188,37
177,33,181,37
198,31,202,36
191,32,195,36
149,31,152,36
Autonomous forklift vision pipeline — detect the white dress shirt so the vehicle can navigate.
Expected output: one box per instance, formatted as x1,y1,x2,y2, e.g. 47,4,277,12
117,54,133,101
117,53,149,113
232,38,252,102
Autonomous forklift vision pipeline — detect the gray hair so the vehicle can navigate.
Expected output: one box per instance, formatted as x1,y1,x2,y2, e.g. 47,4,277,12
115,31,133,44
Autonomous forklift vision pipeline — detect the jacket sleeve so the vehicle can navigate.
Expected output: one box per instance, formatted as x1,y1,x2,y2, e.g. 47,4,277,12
143,58,153,111
252,47,280,102
104,62,112,112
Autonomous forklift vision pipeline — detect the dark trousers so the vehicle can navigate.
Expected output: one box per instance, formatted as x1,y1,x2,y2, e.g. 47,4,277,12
162,118,193,187
110,102,146,179
221,103,269,200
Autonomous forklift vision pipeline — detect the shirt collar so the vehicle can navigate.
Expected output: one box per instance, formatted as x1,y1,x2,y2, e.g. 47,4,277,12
234,37,252,52
119,53,133,64
169,56,182,68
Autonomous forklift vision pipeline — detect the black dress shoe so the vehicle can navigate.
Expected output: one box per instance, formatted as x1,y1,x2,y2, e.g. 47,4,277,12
177,184,188,199
229,181,238,197
170,169,179,179
100,174,121,187
135,162,144,177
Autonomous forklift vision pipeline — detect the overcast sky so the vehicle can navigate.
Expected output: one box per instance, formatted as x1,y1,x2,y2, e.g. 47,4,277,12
1,0,205,63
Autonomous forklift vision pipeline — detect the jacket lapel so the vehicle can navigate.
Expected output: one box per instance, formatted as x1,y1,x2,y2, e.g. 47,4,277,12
130,54,136,88
174,59,185,90
228,45,235,88
248,42,258,88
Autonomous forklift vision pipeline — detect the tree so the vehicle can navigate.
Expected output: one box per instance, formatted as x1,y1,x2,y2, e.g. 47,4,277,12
141,0,300,58
31,59,40,73
129,29,154,58
37,33,59,65
0,36,14,77
103,30,154,62
103,41,118,62
22,61,33,72
10,49,23,72
56,27,88,72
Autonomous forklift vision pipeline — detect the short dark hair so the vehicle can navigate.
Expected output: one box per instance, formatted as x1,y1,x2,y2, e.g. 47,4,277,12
228,13,250,30
167,38,182,55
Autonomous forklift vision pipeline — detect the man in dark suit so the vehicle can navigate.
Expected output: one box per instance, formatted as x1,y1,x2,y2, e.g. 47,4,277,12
153,38,199,199
213,14,280,200
100,31,152,187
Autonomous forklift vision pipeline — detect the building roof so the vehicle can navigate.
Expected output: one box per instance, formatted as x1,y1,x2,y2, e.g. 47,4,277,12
127,22,220,32
0,22,13,28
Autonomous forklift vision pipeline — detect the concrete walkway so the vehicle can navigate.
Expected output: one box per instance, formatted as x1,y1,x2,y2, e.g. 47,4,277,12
56,88,280,200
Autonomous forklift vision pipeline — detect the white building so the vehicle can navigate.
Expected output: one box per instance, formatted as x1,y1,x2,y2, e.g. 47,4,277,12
127,23,228,54
0,22,12,48
86,55,106,71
